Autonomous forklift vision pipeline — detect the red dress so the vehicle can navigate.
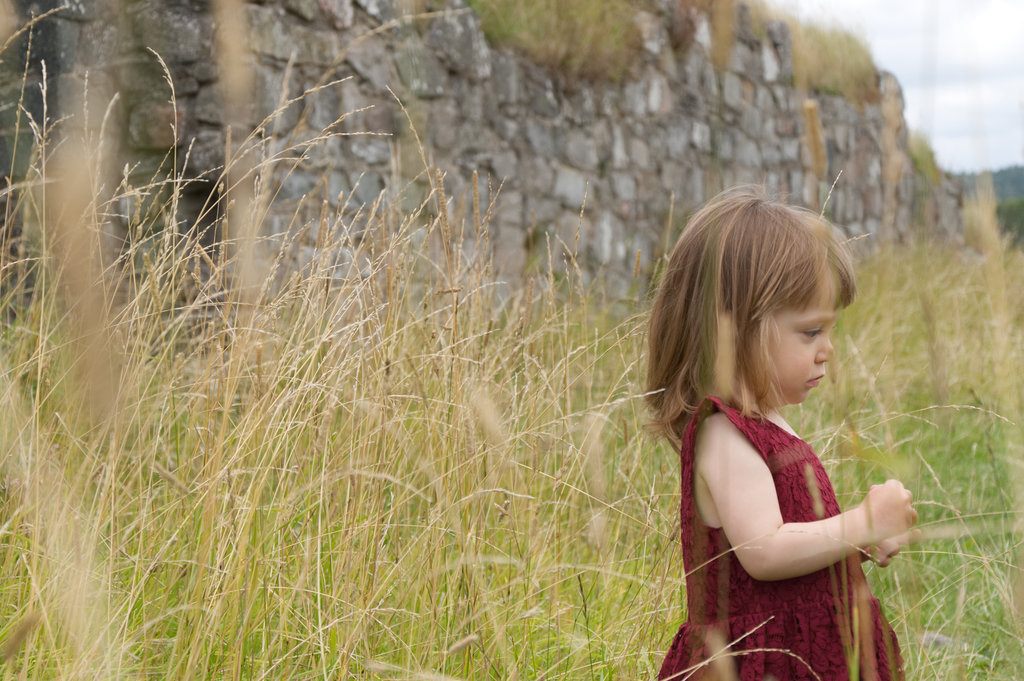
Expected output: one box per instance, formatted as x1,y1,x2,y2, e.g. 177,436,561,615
659,397,904,680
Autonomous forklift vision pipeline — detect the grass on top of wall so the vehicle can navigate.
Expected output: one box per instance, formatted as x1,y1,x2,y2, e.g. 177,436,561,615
789,20,879,102
465,0,643,81
738,0,880,103
466,0,881,105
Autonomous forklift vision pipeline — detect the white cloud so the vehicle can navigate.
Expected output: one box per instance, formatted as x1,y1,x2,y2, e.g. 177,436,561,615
779,0,1024,171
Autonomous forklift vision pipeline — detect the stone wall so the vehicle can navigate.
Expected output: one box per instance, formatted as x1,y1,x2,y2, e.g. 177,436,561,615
0,0,963,289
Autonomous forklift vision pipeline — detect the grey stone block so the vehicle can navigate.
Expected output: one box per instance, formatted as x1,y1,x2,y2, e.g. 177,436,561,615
185,128,227,176
194,85,223,125
735,133,761,168
76,19,118,67
128,99,182,150
131,2,208,65
565,129,599,171
490,51,520,105
524,195,559,225
566,86,597,125
623,80,647,117
354,0,395,22
591,210,625,264
525,119,558,157
610,124,629,169
427,6,491,81
520,157,555,195
722,72,743,111
394,38,448,98
524,67,559,118
629,136,652,170
347,36,394,92
253,63,302,131
277,169,320,200
482,150,518,182
765,19,793,80
320,0,354,29
691,122,711,153
428,97,460,150
611,172,637,201
351,136,392,164
285,0,319,21
664,122,690,158
740,105,762,139
714,127,735,160
305,82,344,132
660,161,686,194
647,72,671,115
553,165,589,209
350,171,386,206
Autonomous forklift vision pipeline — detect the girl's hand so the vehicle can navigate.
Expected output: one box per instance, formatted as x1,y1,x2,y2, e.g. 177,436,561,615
867,529,922,567
868,539,900,567
860,480,918,544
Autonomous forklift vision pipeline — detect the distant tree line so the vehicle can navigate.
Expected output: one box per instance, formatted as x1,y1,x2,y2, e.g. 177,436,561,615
996,198,1024,246
957,165,1024,202
957,165,1024,245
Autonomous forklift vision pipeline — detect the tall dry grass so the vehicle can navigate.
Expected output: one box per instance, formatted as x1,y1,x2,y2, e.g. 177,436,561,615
0,49,678,678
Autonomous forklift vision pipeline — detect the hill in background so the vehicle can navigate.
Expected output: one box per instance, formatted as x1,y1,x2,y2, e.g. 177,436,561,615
957,164,1024,202
956,165,1024,244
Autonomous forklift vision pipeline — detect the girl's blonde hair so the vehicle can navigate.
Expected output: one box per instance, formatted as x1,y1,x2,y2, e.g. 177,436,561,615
645,186,856,445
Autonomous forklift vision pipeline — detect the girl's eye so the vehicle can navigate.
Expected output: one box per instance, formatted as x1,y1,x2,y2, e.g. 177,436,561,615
804,328,822,338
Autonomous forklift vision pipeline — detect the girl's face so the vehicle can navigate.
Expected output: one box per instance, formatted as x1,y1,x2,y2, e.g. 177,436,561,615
765,303,836,407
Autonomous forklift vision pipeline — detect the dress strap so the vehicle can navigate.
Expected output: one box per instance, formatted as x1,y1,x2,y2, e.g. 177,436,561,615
677,398,718,531
679,397,720,468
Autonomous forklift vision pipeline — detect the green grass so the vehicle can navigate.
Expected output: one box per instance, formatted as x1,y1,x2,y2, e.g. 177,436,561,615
793,244,1024,679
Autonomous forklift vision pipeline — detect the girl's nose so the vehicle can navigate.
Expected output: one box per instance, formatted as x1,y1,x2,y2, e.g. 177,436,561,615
817,337,833,363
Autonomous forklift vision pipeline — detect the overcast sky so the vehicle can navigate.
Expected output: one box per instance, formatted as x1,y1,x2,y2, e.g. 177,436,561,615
777,0,1024,173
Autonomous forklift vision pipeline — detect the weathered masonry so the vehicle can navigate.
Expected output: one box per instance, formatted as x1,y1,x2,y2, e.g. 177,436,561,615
0,0,962,288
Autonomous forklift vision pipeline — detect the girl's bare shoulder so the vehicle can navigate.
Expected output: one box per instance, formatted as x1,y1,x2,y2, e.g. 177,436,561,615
696,410,745,448
694,411,763,473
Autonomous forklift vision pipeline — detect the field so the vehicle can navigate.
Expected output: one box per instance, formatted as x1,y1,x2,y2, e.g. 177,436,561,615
1,126,1023,679
1,10,1023,679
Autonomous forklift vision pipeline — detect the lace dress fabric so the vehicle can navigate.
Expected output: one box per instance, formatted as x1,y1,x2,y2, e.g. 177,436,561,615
659,397,904,681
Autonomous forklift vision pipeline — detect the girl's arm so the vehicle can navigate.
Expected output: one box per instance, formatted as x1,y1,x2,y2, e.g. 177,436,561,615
694,413,918,581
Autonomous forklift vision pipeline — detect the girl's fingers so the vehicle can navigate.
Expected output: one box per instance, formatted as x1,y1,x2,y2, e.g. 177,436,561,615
869,543,898,567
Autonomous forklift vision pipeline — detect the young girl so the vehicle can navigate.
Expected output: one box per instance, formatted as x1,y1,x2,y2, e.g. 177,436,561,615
646,186,918,680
